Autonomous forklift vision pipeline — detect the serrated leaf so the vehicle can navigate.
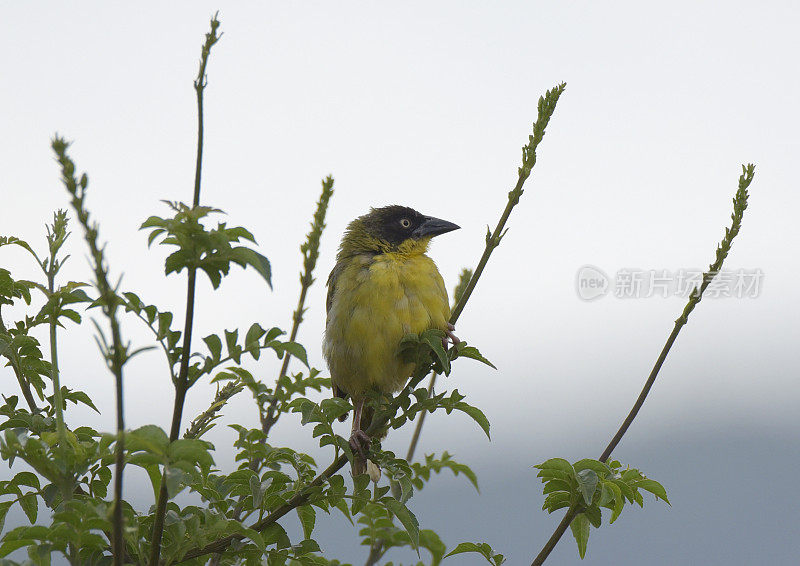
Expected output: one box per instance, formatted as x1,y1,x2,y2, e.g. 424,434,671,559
382,497,419,551
573,459,612,477
570,513,590,559
584,504,602,528
456,344,497,369
536,458,576,476
19,493,37,523
444,541,504,565
296,505,316,539
636,479,670,505
422,331,450,375
12,472,40,490
203,334,222,361
127,425,169,455
454,402,490,439
168,439,214,468
164,466,186,499
232,247,272,289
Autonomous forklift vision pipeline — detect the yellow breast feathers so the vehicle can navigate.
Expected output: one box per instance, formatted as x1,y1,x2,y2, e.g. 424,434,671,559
324,250,450,399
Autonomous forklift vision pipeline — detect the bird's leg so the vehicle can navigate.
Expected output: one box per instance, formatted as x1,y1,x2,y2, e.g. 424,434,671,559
349,398,371,461
442,322,461,349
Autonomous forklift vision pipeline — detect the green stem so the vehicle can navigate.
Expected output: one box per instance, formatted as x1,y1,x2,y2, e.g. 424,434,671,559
405,372,436,462
47,271,71,500
408,85,567,463
530,164,755,566
148,17,220,565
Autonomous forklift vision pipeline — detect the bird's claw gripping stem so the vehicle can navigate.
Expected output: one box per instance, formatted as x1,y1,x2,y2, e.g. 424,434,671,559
442,322,460,349
349,429,371,460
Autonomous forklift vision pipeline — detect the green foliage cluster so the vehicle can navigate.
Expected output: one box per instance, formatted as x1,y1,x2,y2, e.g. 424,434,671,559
535,458,669,559
0,12,756,566
0,144,497,566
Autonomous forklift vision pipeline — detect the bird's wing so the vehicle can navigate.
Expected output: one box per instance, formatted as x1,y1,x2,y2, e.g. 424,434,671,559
326,261,349,407
325,260,345,316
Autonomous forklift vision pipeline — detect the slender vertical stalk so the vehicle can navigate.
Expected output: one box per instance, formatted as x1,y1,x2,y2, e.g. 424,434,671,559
405,374,436,461
530,164,755,566
43,212,70,454
404,81,567,467
207,179,334,566
148,16,221,566
47,270,70,498
52,137,129,566
262,176,333,436
449,83,565,325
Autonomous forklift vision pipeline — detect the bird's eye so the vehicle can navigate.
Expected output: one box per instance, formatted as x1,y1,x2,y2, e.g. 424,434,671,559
400,218,411,228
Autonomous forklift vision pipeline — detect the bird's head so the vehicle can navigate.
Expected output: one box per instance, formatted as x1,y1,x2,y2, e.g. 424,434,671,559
339,205,460,257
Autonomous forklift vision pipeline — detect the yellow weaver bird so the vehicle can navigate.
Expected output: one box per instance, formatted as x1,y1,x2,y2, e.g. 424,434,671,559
323,205,459,472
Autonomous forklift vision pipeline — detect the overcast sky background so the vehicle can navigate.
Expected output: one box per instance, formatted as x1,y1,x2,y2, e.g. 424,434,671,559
2,2,799,565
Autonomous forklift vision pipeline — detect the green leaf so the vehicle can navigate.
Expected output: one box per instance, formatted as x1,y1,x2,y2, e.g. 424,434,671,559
296,505,316,539
584,504,602,528
203,334,222,361
422,331,450,375
12,472,40,490
419,529,447,566
224,329,240,361
575,469,598,506
382,497,420,550
0,539,33,557
231,247,272,289
569,513,590,559
454,402,490,439
19,493,37,523
127,425,169,455
455,344,497,369
573,459,612,477
636,479,670,505
444,542,505,565
62,388,100,413
0,501,13,533
542,492,572,513
260,523,291,549
280,341,309,368
536,458,576,476
163,466,186,498
168,439,214,468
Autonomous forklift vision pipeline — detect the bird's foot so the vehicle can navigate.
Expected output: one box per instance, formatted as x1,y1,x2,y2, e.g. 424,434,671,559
349,429,371,460
442,322,461,349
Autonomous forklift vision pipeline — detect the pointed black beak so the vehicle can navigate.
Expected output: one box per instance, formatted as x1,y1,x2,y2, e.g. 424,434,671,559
412,216,460,239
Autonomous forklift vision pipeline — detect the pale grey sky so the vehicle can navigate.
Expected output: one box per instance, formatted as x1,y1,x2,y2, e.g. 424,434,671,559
2,2,799,564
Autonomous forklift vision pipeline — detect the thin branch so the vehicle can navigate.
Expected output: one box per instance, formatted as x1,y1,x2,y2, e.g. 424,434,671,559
449,83,566,325
370,85,566,565
405,373,436,461
52,138,129,566
186,82,567,566
183,381,243,439
44,211,70,459
363,540,385,566
148,14,221,566
530,164,756,566
262,176,334,436
179,397,403,562
205,178,335,566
